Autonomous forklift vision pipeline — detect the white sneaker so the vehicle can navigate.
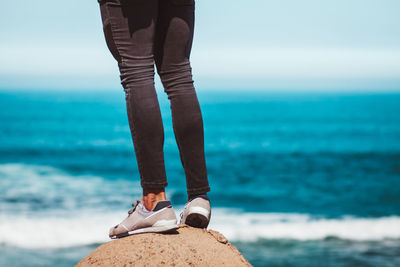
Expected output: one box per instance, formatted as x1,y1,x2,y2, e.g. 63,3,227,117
109,200,178,239
180,195,211,228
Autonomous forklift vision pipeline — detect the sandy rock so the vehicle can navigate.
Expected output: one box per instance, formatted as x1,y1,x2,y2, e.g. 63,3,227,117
76,224,251,267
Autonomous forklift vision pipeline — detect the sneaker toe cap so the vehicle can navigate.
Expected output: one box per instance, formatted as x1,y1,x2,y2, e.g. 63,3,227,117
109,224,126,237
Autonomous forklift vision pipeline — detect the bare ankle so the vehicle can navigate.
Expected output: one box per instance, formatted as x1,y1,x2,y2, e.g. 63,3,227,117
142,187,166,210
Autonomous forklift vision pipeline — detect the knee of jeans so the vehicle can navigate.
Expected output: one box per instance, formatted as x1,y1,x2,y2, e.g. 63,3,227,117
158,62,195,97
119,56,155,90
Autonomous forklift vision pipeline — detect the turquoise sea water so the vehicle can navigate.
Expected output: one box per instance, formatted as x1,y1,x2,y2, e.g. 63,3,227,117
0,90,400,266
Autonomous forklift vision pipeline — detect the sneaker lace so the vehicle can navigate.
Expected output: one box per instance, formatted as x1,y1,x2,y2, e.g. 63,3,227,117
128,200,140,215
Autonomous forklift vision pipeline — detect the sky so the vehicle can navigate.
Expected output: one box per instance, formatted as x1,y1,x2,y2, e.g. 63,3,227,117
0,0,400,92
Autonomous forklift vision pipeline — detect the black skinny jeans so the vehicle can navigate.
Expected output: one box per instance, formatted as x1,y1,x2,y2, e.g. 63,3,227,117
97,0,210,195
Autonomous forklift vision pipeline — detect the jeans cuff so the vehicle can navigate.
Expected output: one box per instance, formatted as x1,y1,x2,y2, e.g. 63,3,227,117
187,185,210,196
141,181,168,189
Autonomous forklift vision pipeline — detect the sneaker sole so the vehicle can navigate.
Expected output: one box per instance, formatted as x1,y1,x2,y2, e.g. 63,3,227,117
111,220,178,239
183,207,210,228
185,213,209,228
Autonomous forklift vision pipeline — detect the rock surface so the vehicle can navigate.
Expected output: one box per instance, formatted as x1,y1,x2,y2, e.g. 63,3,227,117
76,225,251,266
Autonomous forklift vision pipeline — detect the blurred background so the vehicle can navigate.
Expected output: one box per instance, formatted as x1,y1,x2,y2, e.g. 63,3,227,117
1,0,400,266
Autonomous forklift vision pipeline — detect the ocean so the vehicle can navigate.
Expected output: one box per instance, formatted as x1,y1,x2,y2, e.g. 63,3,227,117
0,89,399,266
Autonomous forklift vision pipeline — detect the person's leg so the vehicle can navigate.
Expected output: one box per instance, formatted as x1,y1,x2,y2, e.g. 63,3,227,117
154,0,210,198
98,0,167,209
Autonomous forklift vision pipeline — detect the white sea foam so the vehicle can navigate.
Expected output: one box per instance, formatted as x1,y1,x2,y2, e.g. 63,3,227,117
1,163,400,249
208,209,400,242
1,209,399,249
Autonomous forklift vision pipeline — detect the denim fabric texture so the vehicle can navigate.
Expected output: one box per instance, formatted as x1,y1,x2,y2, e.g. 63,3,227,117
98,0,210,195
